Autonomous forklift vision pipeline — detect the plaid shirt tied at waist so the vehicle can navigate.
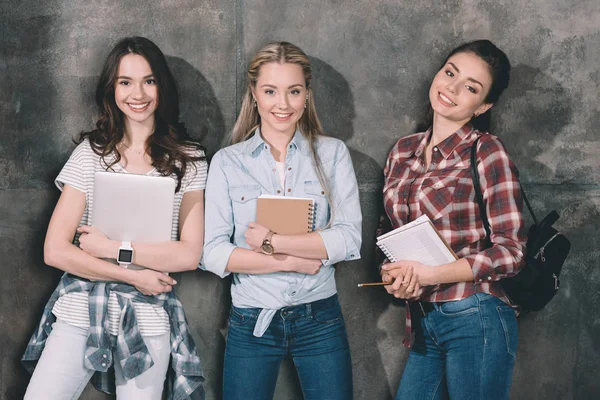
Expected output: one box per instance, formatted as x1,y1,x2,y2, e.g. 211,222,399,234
22,274,205,400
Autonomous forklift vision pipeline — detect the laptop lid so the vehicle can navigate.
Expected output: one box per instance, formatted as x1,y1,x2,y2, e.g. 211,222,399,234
91,172,175,243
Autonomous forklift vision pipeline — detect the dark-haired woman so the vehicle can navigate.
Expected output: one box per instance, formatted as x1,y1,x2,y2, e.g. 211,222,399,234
380,40,526,400
22,37,206,399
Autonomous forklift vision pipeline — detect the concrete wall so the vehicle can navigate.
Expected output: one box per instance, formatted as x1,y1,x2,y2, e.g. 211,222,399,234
1,0,598,398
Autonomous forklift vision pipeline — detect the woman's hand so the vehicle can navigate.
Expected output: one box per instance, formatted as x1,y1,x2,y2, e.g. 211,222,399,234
77,225,118,259
245,222,271,252
382,265,421,299
132,269,177,296
382,260,437,287
277,254,322,275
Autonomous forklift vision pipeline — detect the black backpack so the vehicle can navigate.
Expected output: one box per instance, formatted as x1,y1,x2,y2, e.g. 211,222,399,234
470,137,571,311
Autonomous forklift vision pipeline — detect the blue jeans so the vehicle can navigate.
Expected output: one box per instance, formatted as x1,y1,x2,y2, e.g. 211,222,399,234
223,294,353,400
396,293,518,400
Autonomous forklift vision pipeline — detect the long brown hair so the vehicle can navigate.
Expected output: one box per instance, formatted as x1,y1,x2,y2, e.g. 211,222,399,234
79,36,205,191
231,42,333,221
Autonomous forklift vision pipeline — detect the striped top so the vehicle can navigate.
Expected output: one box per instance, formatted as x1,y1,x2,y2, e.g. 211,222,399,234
52,139,207,336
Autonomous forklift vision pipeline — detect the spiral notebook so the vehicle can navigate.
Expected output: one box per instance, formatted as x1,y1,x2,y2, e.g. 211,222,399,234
256,195,315,235
377,215,457,266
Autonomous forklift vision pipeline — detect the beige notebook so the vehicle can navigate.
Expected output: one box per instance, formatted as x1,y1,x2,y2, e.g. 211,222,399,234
256,195,315,235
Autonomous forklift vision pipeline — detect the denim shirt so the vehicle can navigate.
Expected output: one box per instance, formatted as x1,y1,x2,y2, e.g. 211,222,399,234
201,129,362,336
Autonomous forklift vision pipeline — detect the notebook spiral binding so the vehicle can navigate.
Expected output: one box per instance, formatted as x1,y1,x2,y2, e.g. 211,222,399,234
307,203,315,233
378,243,396,262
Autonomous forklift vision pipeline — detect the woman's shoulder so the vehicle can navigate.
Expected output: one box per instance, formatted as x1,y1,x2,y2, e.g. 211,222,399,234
314,135,348,153
68,138,101,163
386,131,428,160
474,131,511,157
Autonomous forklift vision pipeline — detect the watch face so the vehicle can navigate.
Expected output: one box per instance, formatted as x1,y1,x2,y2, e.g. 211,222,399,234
261,243,274,255
118,248,133,263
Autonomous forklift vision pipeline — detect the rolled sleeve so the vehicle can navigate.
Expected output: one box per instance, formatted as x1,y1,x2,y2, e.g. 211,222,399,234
468,136,526,284
200,151,234,278
319,142,362,267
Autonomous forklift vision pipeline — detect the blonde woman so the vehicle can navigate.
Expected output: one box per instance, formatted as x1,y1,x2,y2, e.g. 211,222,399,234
202,42,361,400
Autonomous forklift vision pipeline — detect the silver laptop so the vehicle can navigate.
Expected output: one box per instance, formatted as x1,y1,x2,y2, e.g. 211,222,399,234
91,172,175,247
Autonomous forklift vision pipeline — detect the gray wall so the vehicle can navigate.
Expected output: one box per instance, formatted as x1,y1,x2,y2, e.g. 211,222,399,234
1,0,598,399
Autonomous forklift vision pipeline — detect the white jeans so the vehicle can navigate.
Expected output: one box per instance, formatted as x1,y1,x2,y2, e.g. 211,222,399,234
24,320,170,400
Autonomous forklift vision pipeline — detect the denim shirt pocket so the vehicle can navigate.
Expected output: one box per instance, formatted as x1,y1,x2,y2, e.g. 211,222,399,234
419,176,457,221
304,180,328,229
230,185,262,226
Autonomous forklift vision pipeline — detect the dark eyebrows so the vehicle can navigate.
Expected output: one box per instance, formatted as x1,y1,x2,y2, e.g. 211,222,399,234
447,62,484,88
116,74,155,80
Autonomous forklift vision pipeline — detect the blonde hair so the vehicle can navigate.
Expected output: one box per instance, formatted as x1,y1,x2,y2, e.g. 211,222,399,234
231,41,333,226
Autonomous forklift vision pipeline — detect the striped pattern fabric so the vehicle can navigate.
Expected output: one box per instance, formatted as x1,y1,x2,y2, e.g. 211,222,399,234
51,139,207,336
382,124,526,346
22,274,205,399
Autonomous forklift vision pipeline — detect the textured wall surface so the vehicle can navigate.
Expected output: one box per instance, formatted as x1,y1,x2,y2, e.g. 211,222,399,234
1,0,598,399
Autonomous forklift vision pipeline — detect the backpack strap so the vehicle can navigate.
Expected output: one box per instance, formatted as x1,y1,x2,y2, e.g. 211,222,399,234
469,136,539,242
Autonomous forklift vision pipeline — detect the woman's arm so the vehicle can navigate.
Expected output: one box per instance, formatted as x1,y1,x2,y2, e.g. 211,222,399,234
78,190,204,272
225,247,322,275
44,185,175,295
244,142,362,264
202,150,321,277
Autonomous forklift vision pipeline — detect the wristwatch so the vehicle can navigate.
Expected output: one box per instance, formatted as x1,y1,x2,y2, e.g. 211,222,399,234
117,241,134,267
261,231,275,255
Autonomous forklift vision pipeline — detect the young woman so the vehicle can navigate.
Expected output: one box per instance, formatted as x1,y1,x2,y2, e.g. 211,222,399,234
22,37,206,399
380,40,526,400
202,42,362,400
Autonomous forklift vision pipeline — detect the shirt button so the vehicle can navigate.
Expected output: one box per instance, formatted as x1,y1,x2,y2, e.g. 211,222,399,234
487,276,492,281
321,191,325,195
273,168,276,172
241,196,245,201
433,147,438,152
287,188,291,192
288,167,292,171
350,254,355,258
103,354,108,359
277,190,281,194
101,363,106,367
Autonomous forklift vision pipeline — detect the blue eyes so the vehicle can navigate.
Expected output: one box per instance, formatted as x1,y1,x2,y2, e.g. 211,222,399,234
263,89,302,95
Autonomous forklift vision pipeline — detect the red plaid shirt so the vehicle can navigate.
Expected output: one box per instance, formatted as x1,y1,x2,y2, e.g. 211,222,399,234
382,124,526,345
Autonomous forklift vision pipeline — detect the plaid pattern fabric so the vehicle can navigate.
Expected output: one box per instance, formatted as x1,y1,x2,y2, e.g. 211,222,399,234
382,124,526,346
22,274,205,399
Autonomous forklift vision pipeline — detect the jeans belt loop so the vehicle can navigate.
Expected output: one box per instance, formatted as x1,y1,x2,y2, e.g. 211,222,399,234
306,303,312,317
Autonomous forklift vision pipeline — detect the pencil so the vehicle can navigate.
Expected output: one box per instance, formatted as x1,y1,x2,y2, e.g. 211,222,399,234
357,282,389,287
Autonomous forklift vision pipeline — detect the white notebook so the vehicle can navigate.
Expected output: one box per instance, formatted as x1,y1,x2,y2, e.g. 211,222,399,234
377,215,457,266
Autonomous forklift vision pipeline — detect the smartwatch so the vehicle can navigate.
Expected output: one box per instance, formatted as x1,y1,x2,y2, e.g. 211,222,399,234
117,241,134,267
260,231,275,255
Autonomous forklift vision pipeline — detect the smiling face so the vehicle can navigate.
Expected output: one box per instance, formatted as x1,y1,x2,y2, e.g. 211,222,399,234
114,53,158,129
252,61,307,138
429,51,494,126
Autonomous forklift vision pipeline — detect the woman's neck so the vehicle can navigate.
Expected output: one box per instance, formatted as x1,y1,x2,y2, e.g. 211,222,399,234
261,126,295,162
431,113,469,146
123,118,154,149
